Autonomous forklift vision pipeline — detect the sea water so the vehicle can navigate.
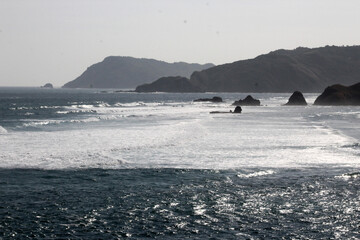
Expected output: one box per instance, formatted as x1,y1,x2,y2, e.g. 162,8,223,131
0,87,359,239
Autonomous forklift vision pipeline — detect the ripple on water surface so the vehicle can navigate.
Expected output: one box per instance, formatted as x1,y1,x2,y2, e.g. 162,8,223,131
1,168,360,239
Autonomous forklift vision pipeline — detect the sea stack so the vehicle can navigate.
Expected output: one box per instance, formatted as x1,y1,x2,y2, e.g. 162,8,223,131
232,95,260,106
233,106,242,113
285,91,307,105
314,83,360,105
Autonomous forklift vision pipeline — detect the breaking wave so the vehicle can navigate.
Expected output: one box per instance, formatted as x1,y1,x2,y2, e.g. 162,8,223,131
237,170,275,178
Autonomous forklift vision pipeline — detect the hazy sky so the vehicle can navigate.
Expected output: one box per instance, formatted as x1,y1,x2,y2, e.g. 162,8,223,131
1,0,360,87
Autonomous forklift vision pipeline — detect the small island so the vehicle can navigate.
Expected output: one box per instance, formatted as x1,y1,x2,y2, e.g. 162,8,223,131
232,95,260,106
41,83,53,88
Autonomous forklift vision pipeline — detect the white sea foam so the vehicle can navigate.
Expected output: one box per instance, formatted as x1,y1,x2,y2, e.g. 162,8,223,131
0,126,7,134
21,117,101,128
335,172,360,181
40,105,62,109
237,170,275,178
0,93,359,169
56,110,96,115
193,204,207,215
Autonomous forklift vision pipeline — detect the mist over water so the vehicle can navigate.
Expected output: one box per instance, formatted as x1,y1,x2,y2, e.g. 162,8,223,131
1,88,359,239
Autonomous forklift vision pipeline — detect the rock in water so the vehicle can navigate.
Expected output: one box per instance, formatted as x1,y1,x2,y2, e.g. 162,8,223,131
194,96,223,102
285,91,307,105
314,82,360,105
232,95,260,106
234,106,242,113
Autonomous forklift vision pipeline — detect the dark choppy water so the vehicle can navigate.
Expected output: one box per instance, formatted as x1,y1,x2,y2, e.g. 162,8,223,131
1,168,360,239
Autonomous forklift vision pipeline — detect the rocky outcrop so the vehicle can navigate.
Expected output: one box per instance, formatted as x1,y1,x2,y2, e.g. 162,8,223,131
285,91,307,105
41,83,53,88
63,56,214,89
135,76,201,93
233,106,242,113
314,83,360,105
190,46,360,92
194,96,222,102
210,106,242,114
232,95,260,106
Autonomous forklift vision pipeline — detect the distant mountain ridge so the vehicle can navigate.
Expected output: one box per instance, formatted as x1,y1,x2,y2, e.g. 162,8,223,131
62,56,214,89
189,45,360,92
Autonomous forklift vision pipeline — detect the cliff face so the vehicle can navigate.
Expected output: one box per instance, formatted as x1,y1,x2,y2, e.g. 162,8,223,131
190,46,360,92
62,56,214,89
135,76,201,93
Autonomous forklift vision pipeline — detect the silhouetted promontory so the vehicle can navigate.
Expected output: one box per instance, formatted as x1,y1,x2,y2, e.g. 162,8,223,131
285,91,307,105
41,83,53,88
63,56,214,89
135,76,201,93
190,46,360,92
232,95,261,106
314,83,360,105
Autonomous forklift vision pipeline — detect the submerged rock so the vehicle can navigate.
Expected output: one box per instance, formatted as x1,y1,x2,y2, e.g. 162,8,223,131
210,106,242,114
314,82,360,105
210,111,229,114
285,91,307,105
232,95,260,106
194,96,223,102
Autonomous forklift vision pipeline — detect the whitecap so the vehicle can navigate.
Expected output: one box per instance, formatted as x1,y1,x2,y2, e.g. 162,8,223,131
56,109,96,115
193,204,207,215
40,105,61,109
335,172,360,180
21,117,101,128
237,170,275,178
0,126,8,134
76,104,94,109
279,209,293,214
95,103,111,108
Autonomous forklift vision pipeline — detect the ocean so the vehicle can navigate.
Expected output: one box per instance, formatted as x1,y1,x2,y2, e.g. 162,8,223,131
0,87,359,239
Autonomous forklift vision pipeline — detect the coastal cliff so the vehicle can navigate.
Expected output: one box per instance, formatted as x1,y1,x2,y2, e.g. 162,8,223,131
190,46,360,92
